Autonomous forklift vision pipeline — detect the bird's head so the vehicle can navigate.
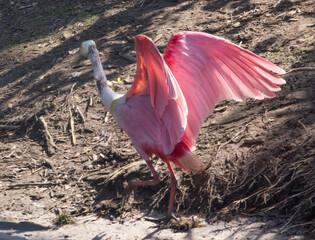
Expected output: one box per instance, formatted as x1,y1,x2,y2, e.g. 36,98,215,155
81,40,96,56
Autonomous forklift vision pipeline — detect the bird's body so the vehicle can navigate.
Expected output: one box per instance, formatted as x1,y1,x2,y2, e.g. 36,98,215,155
82,31,285,219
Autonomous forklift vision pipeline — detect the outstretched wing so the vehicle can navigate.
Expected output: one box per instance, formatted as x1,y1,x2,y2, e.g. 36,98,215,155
125,35,188,154
163,31,286,150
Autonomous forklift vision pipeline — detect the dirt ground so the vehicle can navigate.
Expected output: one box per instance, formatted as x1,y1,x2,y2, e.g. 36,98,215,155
0,0,314,239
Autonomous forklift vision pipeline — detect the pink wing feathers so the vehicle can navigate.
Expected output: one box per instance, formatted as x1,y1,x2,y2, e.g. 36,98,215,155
125,35,188,155
163,31,286,151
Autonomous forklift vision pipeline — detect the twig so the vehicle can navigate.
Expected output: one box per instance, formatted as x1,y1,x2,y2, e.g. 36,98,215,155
31,167,44,175
280,206,301,231
119,53,136,62
0,125,21,130
39,116,57,154
69,83,77,99
262,107,274,123
299,133,313,147
140,0,145,7
104,111,110,123
153,34,163,43
231,166,267,194
69,107,77,145
76,105,85,122
239,211,262,217
4,150,15,159
104,161,145,184
284,67,315,75
280,219,315,234
18,3,37,10
48,101,66,118
262,175,314,211
298,119,309,133
273,0,284,9
68,83,77,145
15,146,29,159
213,105,228,113
8,182,59,189
85,96,93,113
215,123,249,159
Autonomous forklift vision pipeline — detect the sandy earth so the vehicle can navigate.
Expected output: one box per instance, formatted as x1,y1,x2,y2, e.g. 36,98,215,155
0,213,307,240
0,0,314,239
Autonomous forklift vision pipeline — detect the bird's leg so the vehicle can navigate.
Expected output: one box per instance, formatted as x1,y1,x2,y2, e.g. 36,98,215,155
122,160,161,206
131,160,161,186
145,160,178,224
165,160,178,221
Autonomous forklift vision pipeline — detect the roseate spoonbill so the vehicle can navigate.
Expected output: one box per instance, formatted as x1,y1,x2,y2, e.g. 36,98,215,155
81,31,285,220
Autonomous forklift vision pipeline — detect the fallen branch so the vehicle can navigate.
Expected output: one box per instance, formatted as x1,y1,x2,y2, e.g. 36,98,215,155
39,116,57,155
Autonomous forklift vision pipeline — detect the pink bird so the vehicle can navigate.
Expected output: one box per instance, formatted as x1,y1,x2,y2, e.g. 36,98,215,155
81,31,285,220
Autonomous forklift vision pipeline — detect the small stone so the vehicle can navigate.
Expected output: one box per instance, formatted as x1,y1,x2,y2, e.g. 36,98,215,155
71,71,82,78
233,22,241,28
21,79,28,85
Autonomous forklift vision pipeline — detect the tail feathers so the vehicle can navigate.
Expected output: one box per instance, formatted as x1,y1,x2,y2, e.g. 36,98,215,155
177,151,204,172
168,141,204,172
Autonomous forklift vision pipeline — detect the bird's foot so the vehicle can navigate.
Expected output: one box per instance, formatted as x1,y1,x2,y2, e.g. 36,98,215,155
161,213,179,225
147,215,203,231
130,177,161,187
145,213,179,226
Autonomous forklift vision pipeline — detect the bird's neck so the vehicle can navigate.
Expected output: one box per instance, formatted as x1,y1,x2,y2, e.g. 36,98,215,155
98,83,122,113
87,46,122,113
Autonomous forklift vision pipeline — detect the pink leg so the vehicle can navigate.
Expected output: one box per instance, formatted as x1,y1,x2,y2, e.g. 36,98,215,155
131,160,161,186
166,160,177,219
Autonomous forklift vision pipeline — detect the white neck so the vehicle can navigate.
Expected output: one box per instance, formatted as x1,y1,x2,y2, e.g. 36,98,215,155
99,86,123,113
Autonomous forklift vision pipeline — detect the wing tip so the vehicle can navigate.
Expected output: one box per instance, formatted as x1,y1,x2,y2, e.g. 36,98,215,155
271,67,286,75
278,68,286,75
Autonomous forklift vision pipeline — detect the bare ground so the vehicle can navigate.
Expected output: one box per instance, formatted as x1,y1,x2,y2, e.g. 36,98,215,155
0,0,314,239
